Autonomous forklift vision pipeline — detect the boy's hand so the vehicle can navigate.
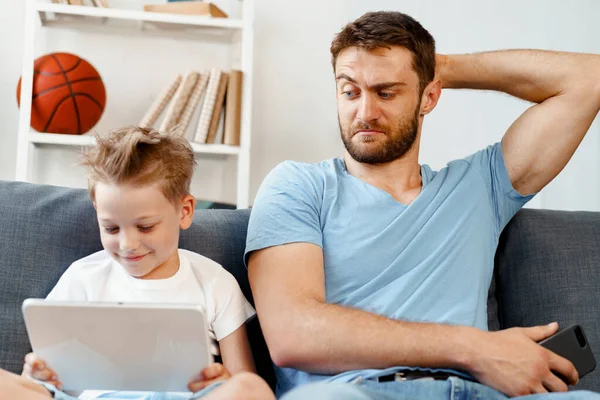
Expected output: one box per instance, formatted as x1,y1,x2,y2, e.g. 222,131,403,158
21,353,62,391
188,363,232,392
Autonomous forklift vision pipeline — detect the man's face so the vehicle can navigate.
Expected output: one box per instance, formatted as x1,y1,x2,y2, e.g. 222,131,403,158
94,182,183,279
335,46,422,164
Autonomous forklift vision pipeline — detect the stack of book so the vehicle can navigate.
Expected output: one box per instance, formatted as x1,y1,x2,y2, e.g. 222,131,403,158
139,69,243,147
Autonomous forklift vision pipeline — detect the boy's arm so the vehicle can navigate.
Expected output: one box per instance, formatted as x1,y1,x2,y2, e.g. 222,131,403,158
218,325,256,374
187,325,255,393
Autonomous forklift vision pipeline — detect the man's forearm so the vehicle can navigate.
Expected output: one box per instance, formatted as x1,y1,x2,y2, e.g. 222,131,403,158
438,50,600,103
273,300,481,374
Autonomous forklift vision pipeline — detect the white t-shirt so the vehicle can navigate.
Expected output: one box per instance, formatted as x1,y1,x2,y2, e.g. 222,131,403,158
48,248,255,348
46,249,255,399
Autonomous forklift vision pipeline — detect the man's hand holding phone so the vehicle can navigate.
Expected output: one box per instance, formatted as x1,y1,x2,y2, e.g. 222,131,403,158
466,322,579,397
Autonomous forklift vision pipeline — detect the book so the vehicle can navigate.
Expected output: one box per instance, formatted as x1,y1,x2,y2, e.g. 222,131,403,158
139,74,182,129
193,69,222,144
213,107,225,145
223,70,242,146
143,2,227,18
178,72,210,137
205,72,229,144
159,71,199,132
69,0,83,5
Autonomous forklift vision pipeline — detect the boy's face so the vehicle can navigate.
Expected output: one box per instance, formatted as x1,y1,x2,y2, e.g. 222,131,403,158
93,182,194,280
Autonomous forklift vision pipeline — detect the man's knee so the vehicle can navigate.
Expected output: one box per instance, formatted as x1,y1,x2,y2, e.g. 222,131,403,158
281,382,372,400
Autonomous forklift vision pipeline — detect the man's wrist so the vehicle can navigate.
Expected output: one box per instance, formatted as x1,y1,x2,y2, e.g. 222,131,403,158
435,53,450,88
446,325,482,372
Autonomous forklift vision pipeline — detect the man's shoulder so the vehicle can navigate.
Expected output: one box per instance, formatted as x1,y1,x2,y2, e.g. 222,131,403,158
451,143,501,167
265,158,342,190
272,158,340,177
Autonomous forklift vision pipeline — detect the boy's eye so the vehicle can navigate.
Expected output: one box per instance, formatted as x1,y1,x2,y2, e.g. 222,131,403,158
138,225,155,232
104,227,119,234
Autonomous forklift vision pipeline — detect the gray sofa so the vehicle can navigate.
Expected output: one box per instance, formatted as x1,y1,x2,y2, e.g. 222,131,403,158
0,180,599,393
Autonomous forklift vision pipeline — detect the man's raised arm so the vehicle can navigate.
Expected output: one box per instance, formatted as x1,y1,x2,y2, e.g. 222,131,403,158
438,50,600,195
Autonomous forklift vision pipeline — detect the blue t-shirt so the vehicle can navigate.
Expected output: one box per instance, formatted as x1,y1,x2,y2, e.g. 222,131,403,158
245,142,534,396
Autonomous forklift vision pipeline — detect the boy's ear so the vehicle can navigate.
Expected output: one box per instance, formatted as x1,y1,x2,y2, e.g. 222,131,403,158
92,201,97,210
179,194,195,230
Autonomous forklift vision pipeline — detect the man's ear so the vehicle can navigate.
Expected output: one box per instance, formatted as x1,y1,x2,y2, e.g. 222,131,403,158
179,194,196,230
420,79,442,116
92,201,97,210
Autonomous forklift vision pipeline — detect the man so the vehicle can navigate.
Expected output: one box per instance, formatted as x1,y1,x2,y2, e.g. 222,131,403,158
245,11,600,399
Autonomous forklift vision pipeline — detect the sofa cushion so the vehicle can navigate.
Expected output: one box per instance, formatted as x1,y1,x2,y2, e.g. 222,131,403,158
495,209,600,392
0,182,103,374
0,181,275,387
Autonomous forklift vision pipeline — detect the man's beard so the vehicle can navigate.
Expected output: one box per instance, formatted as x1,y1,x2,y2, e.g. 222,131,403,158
340,106,420,164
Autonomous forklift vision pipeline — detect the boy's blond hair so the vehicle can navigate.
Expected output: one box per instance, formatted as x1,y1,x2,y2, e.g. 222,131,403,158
81,126,196,204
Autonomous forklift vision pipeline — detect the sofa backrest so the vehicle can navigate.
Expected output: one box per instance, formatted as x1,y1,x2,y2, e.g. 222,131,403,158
495,209,600,392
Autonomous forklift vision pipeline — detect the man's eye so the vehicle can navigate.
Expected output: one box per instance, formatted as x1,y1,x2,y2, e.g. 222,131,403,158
138,225,155,232
104,227,119,234
379,92,394,99
342,91,357,98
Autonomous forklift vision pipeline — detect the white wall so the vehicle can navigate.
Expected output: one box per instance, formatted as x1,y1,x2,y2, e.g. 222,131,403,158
0,0,26,182
1,0,599,210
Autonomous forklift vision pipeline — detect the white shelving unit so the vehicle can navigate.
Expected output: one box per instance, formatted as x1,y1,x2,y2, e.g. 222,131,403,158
16,0,253,208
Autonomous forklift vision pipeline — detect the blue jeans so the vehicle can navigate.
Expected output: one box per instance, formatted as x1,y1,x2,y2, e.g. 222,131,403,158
279,377,600,400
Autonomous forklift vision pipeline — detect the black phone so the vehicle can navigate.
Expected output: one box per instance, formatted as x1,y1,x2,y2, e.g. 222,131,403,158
539,324,596,382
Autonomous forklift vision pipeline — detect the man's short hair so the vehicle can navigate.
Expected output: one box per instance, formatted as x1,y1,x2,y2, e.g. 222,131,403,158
81,126,196,204
330,11,436,94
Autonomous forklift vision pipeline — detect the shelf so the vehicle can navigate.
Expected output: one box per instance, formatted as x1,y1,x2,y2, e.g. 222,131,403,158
29,132,95,146
37,3,244,30
28,132,240,155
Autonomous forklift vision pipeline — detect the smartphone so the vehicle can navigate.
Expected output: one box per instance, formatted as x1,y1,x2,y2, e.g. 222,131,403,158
539,324,596,382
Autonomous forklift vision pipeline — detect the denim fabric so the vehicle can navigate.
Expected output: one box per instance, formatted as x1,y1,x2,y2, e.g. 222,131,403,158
280,377,600,400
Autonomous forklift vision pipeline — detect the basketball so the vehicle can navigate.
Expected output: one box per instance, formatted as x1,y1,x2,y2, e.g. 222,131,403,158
17,52,106,135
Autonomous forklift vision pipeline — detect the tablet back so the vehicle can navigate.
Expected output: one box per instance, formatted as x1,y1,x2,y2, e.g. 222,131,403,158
22,299,213,392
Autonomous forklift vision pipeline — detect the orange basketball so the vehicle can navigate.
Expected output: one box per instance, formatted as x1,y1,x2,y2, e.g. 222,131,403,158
17,52,106,135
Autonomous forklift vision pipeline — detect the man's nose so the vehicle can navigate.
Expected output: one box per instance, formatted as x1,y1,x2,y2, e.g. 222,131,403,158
357,93,380,123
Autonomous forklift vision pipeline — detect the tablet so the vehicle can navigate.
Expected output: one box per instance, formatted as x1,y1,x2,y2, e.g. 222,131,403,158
22,299,213,392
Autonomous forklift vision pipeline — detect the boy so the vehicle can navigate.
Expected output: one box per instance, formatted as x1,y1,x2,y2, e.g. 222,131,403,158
21,126,257,400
